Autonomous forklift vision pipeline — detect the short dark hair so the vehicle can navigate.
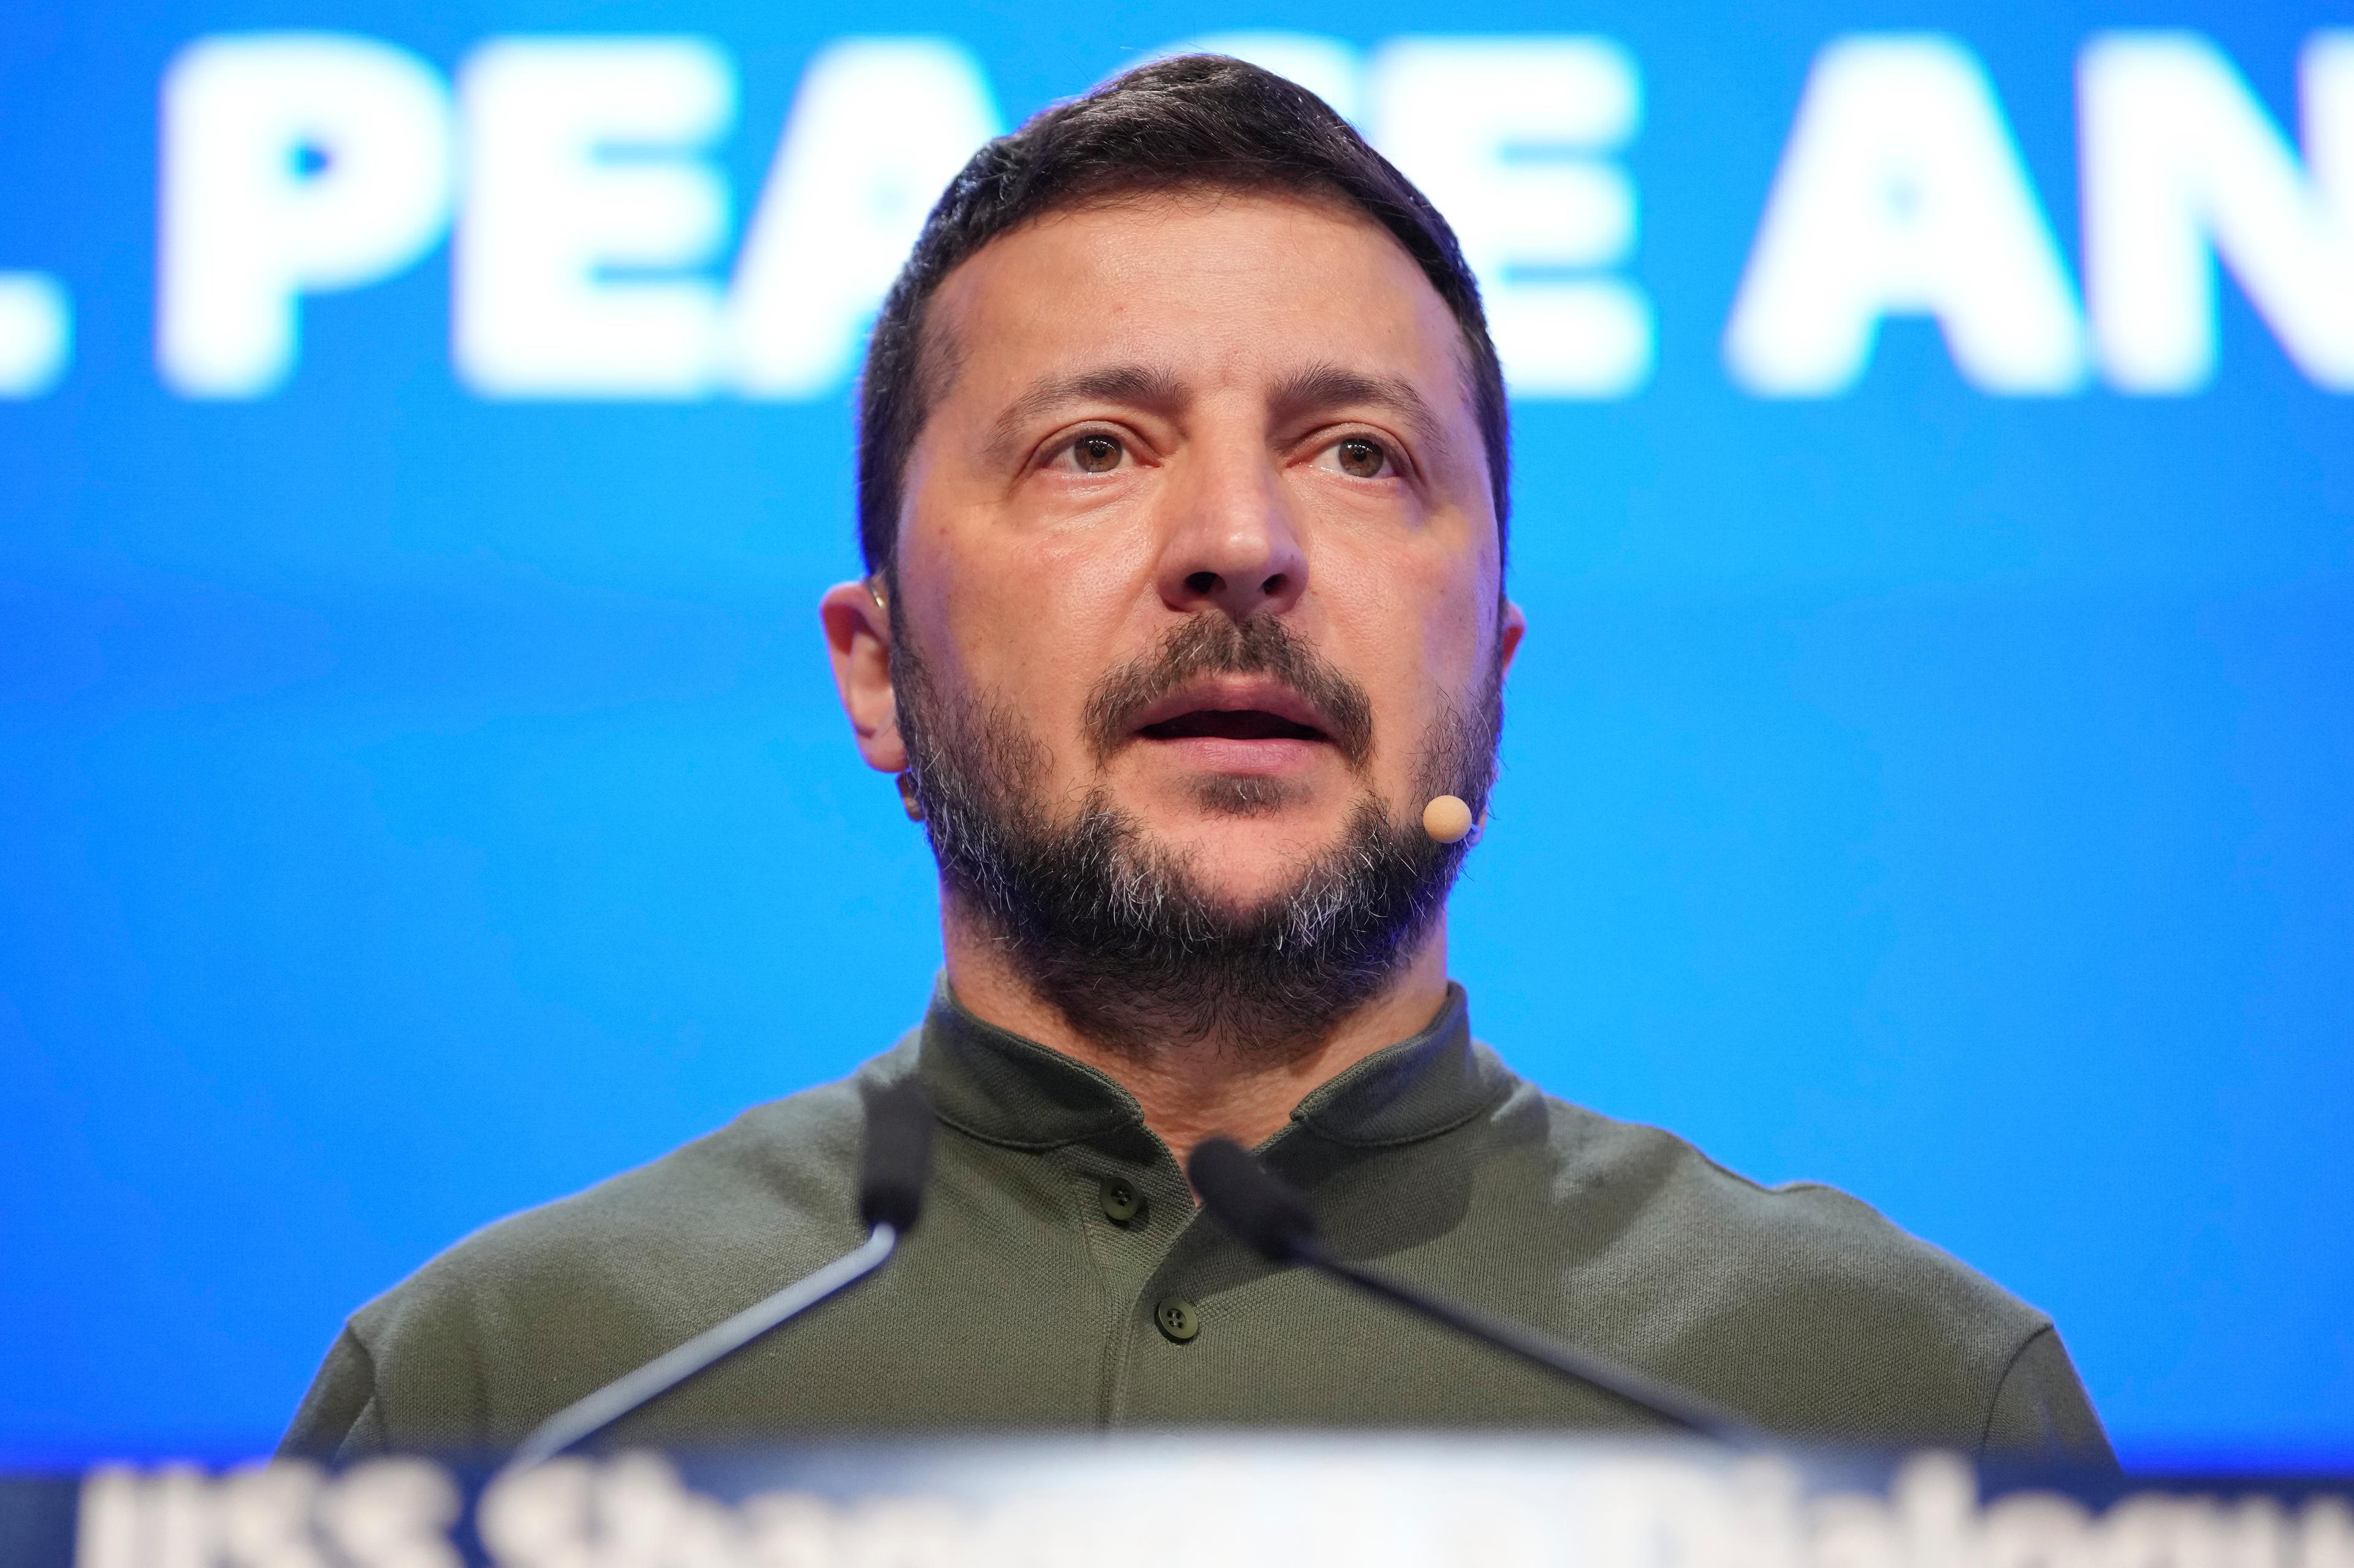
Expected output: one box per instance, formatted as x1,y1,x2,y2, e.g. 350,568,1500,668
853,53,1510,578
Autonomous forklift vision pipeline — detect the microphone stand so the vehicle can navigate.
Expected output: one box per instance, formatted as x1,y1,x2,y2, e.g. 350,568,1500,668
501,1222,904,1473
1187,1136,1762,1447
499,1078,935,1476
1289,1233,1758,1444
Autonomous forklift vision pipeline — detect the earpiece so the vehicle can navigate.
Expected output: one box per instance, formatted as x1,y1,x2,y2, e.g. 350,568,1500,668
897,772,924,822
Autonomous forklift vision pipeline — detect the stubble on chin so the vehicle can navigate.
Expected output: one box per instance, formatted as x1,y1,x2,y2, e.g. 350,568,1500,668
1187,773,1307,818
889,614,1499,1058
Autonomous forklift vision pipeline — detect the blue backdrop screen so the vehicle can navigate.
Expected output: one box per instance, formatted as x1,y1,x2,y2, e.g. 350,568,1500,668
2,0,2349,1467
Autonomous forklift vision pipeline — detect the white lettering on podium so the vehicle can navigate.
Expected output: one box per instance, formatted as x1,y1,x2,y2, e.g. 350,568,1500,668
70,1455,2354,1568
76,1460,460,1568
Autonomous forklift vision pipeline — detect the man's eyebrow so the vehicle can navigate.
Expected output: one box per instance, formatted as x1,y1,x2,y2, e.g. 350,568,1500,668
1268,363,1449,452
987,364,1186,460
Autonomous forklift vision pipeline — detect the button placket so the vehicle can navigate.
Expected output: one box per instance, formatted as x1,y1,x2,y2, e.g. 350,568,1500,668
1100,1175,1142,1225
1152,1296,1200,1342
1062,1152,1187,1309
1060,1149,1198,1424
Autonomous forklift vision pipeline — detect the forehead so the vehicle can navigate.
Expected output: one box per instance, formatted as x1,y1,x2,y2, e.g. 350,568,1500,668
921,188,1476,414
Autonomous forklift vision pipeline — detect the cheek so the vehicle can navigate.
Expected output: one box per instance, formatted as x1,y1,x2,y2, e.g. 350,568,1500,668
904,506,1154,740
1325,542,1494,693
1316,574,1480,790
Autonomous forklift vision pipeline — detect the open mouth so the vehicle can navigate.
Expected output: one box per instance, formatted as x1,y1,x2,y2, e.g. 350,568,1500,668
1137,709,1329,744
1108,674,1353,777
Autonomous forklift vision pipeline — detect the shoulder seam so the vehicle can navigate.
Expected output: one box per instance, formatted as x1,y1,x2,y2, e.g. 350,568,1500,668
1533,1095,1809,1199
1684,1143,1789,1198
1976,1322,2059,1457
338,1320,386,1456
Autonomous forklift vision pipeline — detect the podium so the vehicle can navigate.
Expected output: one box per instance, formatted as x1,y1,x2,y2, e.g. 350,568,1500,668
21,1440,2354,1568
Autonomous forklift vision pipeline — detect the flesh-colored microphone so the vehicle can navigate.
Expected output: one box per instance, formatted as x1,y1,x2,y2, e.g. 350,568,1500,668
1422,794,1477,845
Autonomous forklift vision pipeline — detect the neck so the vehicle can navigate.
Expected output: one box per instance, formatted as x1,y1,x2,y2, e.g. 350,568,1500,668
939,894,1453,1169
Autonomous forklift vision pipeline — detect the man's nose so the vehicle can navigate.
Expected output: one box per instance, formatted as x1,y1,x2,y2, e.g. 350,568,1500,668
1154,446,1308,620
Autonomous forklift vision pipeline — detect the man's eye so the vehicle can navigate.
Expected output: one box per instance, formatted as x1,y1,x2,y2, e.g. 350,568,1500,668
1063,434,1125,474
1324,436,1395,480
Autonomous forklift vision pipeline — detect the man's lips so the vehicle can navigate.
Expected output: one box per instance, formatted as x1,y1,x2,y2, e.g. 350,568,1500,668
1127,678,1335,748
1140,710,1326,742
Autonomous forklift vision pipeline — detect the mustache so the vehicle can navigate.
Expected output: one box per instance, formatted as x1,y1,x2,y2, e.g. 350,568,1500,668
1081,615,1376,769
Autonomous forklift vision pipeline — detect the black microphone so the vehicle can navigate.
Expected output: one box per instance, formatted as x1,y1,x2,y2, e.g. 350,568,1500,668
1187,1136,1761,1445
503,1078,935,1471
856,1075,934,1234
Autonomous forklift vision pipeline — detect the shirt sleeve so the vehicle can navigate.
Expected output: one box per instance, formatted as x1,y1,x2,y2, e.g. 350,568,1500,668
278,1324,389,1461
1981,1325,2117,1469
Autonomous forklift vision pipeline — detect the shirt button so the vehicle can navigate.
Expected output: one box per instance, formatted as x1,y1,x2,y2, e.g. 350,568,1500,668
1100,1177,1141,1225
1154,1296,1200,1343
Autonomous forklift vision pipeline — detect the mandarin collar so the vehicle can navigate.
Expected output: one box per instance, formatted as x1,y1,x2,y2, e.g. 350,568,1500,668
915,977,1512,1154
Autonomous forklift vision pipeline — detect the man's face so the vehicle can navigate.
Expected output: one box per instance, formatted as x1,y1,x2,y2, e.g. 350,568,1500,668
861,189,1520,913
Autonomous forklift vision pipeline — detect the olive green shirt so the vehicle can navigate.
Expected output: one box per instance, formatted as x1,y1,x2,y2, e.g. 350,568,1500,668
284,984,2111,1461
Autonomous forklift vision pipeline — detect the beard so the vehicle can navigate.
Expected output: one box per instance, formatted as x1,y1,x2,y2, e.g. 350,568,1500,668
892,611,1504,1057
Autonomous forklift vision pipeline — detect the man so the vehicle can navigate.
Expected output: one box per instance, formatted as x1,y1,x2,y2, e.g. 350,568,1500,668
285,56,2110,1460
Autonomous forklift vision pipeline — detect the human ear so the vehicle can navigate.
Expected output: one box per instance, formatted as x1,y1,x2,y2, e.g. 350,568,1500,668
820,579,908,774
1498,598,1528,674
